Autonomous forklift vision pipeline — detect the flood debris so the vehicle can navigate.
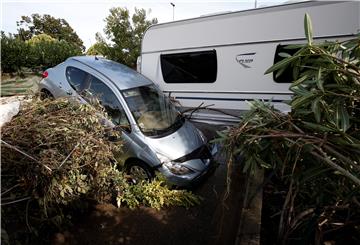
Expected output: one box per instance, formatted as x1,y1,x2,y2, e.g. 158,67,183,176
1,97,199,244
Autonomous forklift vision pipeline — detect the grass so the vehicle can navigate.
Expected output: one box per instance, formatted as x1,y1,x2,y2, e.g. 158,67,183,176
1,74,41,97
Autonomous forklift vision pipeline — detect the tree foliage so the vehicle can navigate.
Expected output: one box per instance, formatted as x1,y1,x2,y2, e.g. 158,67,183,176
1,32,31,72
16,14,84,51
27,34,81,69
86,42,105,56
218,14,360,244
1,32,81,73
98,7,157,68
26,33,56,44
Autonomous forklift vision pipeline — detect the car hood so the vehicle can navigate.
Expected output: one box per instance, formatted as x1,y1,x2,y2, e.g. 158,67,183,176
144,120,205,160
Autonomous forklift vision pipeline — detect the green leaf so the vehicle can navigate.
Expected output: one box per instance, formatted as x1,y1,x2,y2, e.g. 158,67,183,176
265,55,298,74
291,93,317,108
254,156,271,169
336,103,350,132
302,121,335,132
311,97,321,123
315,68,324,92
290,75,308,88
210,137,225,143
315,79,324,92
275,66,287,79
290,85,311,96
278,52,292,58
304,13,313,45
215,130,228,139
292,60,301,80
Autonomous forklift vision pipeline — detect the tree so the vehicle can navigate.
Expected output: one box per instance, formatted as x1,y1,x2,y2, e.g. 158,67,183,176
1,32,31,72
1,31,81,73
101,7,157,68
26,33,56,44
219,15,360,244
85,32,108,56
26,34,82,69
16,14,84,51
86,43,104,56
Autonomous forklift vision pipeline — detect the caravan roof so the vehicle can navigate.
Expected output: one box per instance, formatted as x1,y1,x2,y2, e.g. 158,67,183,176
142,1,359,54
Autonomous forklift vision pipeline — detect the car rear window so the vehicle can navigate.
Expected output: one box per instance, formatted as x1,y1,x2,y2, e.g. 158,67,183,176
66,66,88,91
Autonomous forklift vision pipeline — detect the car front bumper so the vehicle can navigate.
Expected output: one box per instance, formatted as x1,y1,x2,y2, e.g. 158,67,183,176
157,143,219,187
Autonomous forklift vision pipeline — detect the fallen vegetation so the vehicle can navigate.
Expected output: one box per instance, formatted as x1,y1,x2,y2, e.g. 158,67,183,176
1,97,199,244
218,15,360,244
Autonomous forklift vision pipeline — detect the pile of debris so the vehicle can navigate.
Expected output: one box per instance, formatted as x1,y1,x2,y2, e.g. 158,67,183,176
1,97,198,243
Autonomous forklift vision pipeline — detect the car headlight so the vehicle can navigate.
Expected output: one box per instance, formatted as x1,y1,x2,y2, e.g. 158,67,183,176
156,152,193,175
163,162,193,175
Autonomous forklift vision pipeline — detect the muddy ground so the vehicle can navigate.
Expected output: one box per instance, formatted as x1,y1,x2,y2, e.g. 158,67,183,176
53,123,246,245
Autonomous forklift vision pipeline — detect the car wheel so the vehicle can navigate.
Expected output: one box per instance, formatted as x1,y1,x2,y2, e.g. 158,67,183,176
127,161,154,184
40,89,54,100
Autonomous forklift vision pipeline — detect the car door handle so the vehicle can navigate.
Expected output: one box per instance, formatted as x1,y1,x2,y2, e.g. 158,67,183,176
66,91,73,95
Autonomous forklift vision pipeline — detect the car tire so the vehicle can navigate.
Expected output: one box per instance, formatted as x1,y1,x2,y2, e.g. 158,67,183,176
126,161,154,184
40,89,54,100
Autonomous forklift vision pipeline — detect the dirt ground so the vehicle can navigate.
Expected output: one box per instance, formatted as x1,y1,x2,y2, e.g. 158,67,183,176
53,123,247,245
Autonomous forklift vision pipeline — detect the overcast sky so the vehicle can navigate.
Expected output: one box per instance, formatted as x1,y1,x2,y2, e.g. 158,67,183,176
2,0,291,49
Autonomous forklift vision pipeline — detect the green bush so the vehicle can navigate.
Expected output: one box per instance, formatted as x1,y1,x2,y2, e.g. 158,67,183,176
218,14,360,244
27,34,82,69
1,33,82,73
1,33,31,72
118,176,200,210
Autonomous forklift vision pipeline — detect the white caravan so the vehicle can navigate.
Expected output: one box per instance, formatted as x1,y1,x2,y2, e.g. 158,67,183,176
139,1,360,125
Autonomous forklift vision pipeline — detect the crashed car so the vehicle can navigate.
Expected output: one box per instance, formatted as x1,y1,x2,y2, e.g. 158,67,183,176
39,56,217,186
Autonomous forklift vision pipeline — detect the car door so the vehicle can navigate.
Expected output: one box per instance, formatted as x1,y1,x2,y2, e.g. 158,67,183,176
73,70,134,165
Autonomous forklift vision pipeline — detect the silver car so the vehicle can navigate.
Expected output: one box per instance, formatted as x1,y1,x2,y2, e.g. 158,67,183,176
39,56,217,187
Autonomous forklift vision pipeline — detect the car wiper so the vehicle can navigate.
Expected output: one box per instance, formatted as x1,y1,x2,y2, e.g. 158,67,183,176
170,114,184,128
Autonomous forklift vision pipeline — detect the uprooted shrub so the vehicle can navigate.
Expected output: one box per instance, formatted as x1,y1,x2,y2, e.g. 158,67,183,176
1,97,199,244
217,15,360,244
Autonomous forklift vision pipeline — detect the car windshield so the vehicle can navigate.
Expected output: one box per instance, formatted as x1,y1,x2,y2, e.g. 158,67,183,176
122,85,183,136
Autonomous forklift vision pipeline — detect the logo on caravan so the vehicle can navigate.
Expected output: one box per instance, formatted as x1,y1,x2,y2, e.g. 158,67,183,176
236,53,256,68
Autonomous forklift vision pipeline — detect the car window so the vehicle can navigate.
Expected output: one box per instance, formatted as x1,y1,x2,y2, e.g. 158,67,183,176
122,85,182,136
66,67,88,91
83,75,130,129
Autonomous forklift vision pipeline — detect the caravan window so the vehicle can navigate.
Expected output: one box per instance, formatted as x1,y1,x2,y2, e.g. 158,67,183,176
273,45,301,83
160,50,217,83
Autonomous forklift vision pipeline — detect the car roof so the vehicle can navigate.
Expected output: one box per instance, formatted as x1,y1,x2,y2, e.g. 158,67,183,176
67,56,152,90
